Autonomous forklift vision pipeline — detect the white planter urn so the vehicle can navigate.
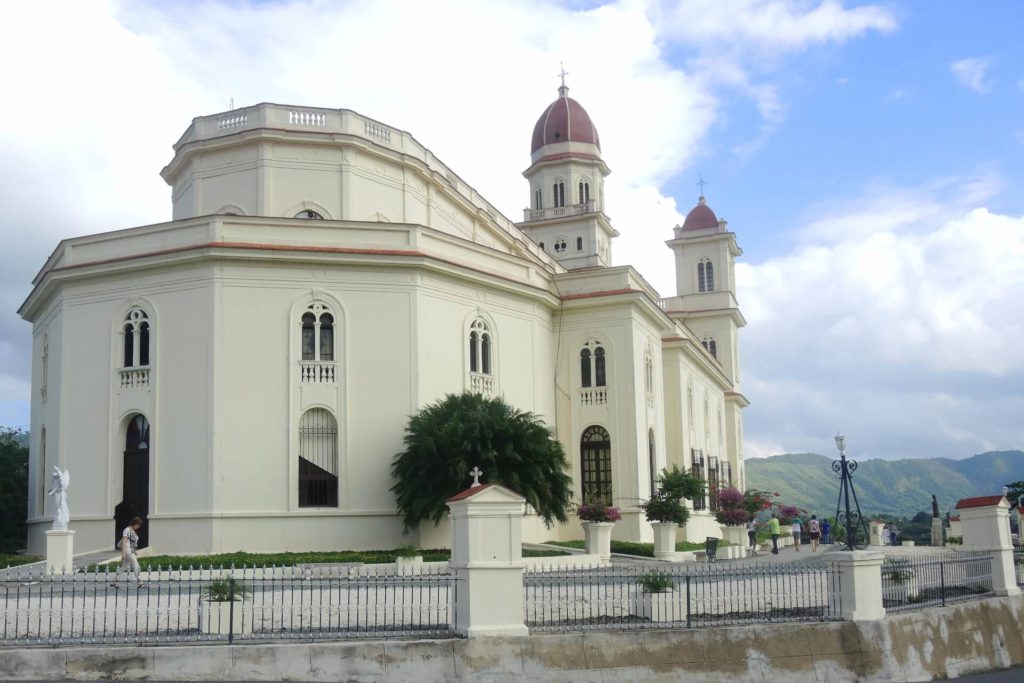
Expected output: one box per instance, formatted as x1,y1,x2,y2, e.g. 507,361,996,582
199,599,247,636
719,524,748,558
651,521,679,560
396,555,424,575
632,589,681,622
582,521,615,560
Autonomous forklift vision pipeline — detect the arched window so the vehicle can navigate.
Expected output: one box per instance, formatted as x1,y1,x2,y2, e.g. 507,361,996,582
535,188,542,210
578,181,590,204
701,337,718,359
698,258,715,292
299,304,335,364
553,181,565,208
122,308,151,368
576,236,583,251
644,346,654,395
580,341,607,387
468,319,492,375
295,209,324,219
539,241,545,250
298,408,338,507
687,379,694,428
580,425,612,504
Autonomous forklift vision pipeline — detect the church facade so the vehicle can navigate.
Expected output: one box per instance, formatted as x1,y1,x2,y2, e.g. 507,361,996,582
20,85,748,555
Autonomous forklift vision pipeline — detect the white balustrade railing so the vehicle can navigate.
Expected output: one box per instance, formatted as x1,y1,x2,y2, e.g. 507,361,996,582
119,367,151,389
300,362,337,384
523,201,597,222
218,113,248,129
579,387,608,406
290,110,326,126
469,372,494,396
364,121,391,142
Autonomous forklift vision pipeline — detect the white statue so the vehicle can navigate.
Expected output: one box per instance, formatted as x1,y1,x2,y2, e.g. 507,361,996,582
47,466,71,531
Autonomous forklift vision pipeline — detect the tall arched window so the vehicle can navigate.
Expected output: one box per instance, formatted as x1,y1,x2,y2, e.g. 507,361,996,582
644,346,654,395
580,425,612,504
580,341,607,387
576,236,583,251
578,180,590,204
299,304,335,363
553,181,565,208
534,188,542,210
468,319,492,375
648,428,657,495
298,408,338,507
122,308,151,368
698,258,715,292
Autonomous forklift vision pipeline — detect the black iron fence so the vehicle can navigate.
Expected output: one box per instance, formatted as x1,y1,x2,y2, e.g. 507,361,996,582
1,563,455,646
1014,549,1023,587
524,560,840,632
881,552,993,614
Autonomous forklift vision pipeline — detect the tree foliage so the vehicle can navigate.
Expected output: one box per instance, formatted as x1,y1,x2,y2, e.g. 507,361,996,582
0,428,29,553
390,393,573,531
1005,481,1024,511
641,465,701,525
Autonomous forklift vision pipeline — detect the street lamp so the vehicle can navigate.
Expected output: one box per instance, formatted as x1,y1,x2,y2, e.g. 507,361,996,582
832,432,867,550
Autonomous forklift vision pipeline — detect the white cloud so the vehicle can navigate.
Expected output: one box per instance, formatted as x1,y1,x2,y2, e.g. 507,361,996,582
738,177,1024,459
951,57,994,94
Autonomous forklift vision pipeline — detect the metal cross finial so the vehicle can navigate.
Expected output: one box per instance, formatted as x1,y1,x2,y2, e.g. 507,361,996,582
469,467,483,487
696,175,709,196
558,63,569,88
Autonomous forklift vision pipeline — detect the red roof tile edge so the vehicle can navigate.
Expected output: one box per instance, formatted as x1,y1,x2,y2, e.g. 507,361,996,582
955,495,1005,510
447,483,495,502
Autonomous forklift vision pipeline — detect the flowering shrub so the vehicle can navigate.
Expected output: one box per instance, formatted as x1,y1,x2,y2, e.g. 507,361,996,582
714,487,748,526
777,504,802,525
742,489,777,515
577,501,622,523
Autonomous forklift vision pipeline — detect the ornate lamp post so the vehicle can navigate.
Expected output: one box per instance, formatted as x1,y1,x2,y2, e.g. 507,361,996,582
832,432,868,550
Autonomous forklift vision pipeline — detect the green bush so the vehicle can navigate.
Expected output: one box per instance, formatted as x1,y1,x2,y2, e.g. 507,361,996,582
0,429,29,554
637,571,674,593
202,578,249,602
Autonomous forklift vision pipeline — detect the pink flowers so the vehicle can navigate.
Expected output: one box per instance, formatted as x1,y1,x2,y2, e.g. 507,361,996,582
577,502,622,522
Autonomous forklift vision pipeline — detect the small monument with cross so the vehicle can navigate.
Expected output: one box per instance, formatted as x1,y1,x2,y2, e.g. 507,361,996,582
469,466,483,488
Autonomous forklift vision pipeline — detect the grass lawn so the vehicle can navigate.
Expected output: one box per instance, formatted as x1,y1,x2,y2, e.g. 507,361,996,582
543,539,725,557
84,547,568,571
1,553,41,568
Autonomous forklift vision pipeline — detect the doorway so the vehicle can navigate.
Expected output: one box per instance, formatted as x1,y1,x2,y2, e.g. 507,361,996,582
114,414,150,549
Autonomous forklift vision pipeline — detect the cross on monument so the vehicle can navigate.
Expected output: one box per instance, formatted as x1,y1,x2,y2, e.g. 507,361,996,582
469,466,483,487
697,174,709,196
558,63,568,88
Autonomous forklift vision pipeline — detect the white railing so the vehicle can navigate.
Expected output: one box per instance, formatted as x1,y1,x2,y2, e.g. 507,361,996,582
289,110,326,126
119,367,150,389
579,387,608,406
656,299,667,310
299,361,337,384
218,113,247,129
364,121,391,142
523,201,597,222
469,372,494,396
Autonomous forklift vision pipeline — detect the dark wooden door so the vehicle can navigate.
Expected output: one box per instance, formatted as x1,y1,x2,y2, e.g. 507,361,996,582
115,416,150,549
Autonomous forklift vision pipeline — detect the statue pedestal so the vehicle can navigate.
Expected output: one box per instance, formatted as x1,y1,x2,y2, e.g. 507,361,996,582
930,518,944,547
45,529,75,574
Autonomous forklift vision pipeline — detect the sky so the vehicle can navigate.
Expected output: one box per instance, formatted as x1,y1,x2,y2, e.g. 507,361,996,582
0,0,1021,462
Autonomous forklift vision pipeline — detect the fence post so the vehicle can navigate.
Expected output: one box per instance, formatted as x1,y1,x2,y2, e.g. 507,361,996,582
45,529,75,575
446,483,530,637
825,551,885,621
956,495,1021,597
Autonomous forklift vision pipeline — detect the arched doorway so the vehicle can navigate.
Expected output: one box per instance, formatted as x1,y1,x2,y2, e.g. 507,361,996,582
580,425,612,504
114,414,150,549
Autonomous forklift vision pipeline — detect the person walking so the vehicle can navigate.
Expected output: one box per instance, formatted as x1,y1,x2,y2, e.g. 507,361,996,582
808,515,821,552
791,516,803,552
769,513,781,554
746,516,759,556
111,516,145,589
882,524,891,547
821,518,831,545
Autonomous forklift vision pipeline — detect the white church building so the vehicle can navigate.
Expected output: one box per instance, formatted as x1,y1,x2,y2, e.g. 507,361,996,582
20,82,748,555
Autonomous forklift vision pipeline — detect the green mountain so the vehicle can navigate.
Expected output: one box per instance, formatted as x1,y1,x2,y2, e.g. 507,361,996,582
745,450,1024,519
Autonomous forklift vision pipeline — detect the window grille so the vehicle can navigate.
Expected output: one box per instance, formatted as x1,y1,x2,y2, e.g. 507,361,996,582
581,425,612,504
298,408,338,508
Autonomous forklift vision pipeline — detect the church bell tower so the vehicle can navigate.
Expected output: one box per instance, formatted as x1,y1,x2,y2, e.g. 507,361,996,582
518,76,617,268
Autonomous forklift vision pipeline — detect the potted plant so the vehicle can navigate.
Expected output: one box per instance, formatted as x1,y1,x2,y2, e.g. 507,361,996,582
641,466,698,560
577,498,621,560
632,570,680,622
714,487,749,556
394,544,424,574
199,577,250,636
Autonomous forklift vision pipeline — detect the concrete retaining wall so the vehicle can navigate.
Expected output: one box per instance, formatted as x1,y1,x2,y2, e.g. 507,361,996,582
3,595,1022,682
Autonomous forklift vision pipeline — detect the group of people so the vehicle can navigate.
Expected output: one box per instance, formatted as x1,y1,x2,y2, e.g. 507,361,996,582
746,513,832,555
881,522,901,546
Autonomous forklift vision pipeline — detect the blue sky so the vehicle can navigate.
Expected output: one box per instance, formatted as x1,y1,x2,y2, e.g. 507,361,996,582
0,0,1021,462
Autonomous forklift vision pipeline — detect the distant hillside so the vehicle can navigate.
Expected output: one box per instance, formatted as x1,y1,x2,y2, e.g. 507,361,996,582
745,450,1024,519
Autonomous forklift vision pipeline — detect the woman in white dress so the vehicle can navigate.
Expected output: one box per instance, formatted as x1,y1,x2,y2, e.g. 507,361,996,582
111,517,145,588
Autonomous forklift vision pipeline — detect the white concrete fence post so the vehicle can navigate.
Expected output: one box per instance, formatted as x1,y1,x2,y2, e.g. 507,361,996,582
446,483,530,637
44,529,75,575
956,495,1021,597
825,551,886,621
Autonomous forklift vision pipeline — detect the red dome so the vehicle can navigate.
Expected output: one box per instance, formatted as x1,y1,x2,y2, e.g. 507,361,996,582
531,86,600,153
682,197,719,231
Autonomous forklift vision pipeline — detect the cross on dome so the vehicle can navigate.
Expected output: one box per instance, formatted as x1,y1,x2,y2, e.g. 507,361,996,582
558,63,569,97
